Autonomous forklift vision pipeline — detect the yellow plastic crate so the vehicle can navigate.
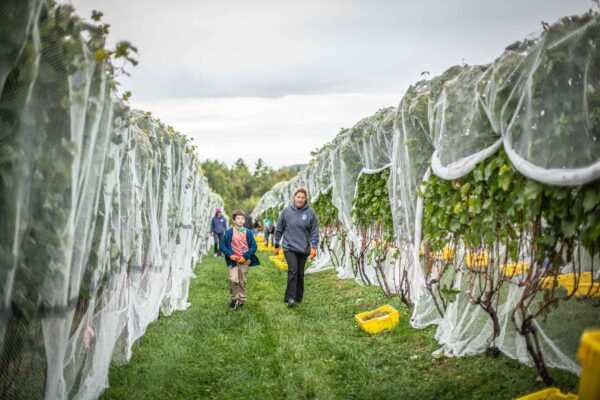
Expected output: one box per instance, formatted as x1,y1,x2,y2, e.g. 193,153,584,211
257,246,275,252
354,305,400,334
500,262,529,276
516,388,578,400
466,252,488,268
558,272,593,284
541,276,559,289
273,259,288,271
578,329,600,400
563,281,600,298
541,272,598,297
419,246,454,260
434,247,455,261
268,253,286,262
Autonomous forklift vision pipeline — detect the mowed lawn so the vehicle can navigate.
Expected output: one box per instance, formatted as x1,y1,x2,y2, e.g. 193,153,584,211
100,251,578,400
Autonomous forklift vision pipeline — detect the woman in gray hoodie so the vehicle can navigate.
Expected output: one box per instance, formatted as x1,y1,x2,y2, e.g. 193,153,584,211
274,187,320,307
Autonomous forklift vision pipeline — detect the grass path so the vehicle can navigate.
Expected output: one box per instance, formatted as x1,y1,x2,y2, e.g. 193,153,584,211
100,252,577,399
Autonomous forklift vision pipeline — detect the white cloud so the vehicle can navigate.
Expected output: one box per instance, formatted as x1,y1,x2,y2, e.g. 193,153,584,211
133,92,403,167
65,0,592,99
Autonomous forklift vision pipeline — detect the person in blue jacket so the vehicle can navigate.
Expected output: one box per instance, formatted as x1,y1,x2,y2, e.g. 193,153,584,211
210,208,227,257
220,210,260,310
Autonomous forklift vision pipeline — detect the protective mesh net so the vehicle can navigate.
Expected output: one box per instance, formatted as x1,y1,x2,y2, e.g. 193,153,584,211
253,11,600,378
0,2,222,399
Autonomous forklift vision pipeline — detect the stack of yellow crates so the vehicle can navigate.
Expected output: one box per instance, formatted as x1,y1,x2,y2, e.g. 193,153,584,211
516,329,600,400
541,272,599,298
500,262,529,277
466,251,489,268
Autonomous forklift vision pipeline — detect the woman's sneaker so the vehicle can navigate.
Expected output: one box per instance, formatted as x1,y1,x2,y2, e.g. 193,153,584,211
229,300,237,309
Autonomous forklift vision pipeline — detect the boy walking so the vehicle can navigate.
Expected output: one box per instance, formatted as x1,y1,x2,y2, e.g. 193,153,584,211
220,210,260,310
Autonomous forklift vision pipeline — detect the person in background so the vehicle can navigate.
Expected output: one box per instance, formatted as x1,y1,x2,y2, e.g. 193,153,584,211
253,219,263,235
210,208,227,257
263,218,274,247
243,211,254,233
220,210,260,310
274,187,319,308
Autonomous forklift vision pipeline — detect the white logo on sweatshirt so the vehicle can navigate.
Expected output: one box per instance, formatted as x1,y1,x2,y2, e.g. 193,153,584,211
302,214,307,221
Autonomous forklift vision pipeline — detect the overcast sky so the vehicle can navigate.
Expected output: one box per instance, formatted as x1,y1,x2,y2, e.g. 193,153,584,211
63,0,593,168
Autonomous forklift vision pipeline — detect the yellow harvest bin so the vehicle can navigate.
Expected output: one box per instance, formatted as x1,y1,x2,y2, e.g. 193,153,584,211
516,388,578,400
419,246,454,261
273,259,288,271
541,277,557,289
500,262,529,276
559,272,593,284
563,281,600,298
578,330,600,400
466,252,489,268
355,305,400,334
258,246,274,252
433,247,455,261
541,272,598,297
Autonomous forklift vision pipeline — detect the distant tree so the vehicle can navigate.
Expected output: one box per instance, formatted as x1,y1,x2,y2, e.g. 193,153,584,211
201,159,300,217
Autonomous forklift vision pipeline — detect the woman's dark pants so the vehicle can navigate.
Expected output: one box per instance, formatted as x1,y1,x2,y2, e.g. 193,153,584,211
284,250,309,302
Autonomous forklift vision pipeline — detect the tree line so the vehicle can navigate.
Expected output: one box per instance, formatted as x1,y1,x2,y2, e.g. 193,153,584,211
201,158,301,217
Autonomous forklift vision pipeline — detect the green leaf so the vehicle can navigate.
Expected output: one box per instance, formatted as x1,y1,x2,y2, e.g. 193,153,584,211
499,174,511,191
61,138,79,156
523,180,543,201
91,10,103,21
582,188,599,212
453,203,463,214
95,48,109,63
460,182,472,196
110,243,120,259
440,284,461,302
79,286,91,300
449,218,461,232
499,164,512,176
561,217,577,238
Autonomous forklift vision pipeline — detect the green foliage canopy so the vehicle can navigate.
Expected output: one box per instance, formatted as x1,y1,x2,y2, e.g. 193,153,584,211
201,158,299,216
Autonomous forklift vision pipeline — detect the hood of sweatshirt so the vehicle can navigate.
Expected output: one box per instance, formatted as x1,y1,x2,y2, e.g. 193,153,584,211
292,201,309,211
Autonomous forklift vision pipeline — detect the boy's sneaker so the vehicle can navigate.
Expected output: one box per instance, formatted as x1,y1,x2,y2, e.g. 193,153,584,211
229,300,237,309
287,299,296,308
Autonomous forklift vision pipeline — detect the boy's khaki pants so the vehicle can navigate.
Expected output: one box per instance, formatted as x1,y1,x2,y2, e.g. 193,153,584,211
229,259,251,303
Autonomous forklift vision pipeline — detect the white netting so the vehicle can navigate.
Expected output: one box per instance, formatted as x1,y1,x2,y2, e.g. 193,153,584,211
253,11,600,379
0,2,222,399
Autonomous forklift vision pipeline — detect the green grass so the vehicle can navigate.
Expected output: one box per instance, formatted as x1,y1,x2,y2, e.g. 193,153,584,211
100,252,578,400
